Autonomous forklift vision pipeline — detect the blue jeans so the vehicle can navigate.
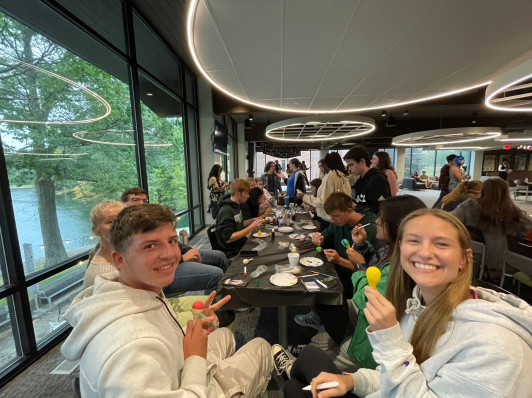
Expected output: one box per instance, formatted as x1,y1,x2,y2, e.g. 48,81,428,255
163,249,228,296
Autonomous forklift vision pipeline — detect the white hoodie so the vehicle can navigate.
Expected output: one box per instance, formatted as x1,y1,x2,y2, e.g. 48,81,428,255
351,287,532,397
61,272,224,397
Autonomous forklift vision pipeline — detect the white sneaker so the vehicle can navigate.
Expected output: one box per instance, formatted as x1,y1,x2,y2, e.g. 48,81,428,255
294,311,322,330
272,344,295,377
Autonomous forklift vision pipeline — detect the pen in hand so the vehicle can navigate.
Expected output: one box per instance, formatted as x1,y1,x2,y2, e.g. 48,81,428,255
301,381,339,391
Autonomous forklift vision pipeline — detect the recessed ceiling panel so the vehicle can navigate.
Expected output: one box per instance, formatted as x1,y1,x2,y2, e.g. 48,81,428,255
188,0,532,113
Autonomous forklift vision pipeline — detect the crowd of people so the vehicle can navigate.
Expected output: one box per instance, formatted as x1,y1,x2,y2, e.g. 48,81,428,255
59,144,532,397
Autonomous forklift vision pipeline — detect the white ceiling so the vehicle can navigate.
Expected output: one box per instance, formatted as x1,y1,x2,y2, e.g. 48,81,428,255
189,0,532,113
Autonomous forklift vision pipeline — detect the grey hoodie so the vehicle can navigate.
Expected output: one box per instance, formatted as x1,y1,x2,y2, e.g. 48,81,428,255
61,272,222,397
351,286,532,397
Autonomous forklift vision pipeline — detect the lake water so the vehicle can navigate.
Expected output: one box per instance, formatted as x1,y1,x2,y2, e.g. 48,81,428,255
10,188,94,265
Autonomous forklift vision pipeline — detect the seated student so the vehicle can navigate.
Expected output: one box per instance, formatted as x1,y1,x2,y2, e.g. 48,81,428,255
241,187,272,221
410,171,421,181
295,192,378,344
281,209,532,398
419,170,433,188
61,204,273,396
121,187,228,295
441,179,482,212
246,176,257,189
215,178,263,258
256,177,273,215
335,196,425,372
83,201,125,289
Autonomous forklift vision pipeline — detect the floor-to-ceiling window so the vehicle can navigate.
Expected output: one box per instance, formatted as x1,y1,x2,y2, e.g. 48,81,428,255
404,148,472,177
0,2,202,385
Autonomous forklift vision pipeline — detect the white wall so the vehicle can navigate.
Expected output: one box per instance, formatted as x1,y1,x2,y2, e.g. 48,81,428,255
470,150,484,179
395,147,406,182
197,77,218,223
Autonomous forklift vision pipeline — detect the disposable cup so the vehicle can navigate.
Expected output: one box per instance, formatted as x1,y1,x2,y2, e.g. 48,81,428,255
288,252,300,268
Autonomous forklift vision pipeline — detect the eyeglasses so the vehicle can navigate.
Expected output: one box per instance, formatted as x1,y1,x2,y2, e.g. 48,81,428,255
129,197,149,203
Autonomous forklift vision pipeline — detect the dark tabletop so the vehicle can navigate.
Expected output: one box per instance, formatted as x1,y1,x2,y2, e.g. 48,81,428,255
218,212,343,309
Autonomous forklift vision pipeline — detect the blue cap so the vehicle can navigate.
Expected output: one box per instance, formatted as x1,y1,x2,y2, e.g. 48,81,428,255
454,156,465,166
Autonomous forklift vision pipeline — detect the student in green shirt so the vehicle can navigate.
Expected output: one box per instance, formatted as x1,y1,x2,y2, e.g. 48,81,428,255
296,192,378,344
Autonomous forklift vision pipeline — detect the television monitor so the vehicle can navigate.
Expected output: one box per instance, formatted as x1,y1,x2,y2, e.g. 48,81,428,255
212,121,228,154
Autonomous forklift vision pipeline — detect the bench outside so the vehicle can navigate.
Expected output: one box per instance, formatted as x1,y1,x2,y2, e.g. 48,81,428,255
36,266,85,307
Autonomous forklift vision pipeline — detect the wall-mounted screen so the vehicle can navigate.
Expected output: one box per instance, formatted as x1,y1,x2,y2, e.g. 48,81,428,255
212,120,228,154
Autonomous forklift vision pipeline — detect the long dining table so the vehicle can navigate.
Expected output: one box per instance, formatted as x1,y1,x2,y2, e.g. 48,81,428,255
217,210,343,346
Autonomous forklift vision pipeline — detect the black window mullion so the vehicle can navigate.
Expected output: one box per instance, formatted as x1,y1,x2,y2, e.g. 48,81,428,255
123,0,148,190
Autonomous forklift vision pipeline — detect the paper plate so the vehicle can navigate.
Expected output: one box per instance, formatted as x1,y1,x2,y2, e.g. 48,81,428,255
300,257,324,267
253,232,270,238
302,224,317,230
278,226,294,233
289,233,306,240
270,273,297,287
307,232,317,238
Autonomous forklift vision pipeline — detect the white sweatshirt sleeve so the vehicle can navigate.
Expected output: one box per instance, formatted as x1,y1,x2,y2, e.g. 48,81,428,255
353,322,529,398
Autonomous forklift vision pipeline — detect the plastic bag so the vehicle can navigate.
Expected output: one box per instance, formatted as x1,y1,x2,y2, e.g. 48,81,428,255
250,264,268,278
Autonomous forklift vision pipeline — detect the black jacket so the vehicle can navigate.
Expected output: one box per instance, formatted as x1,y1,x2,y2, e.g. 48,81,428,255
215,193,247,258
353,168,391,214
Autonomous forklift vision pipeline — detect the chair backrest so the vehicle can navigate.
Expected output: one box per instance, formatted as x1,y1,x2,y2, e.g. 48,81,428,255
504,249,532,276
470,240,486,279
507,235,532,257
472,278,516,296
207,225,223,251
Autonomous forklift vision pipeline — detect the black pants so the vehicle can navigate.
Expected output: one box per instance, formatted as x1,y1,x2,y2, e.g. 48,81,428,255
432,189,449,209
315,275,353,345
283,345,359,397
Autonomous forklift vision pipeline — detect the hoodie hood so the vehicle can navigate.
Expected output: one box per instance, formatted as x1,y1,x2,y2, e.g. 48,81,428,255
406,285,532,350
218,193,238,209
61,272,166,361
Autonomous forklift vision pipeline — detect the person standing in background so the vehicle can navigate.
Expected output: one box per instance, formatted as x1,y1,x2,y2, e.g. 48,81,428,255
344,146,391,214
261,161,283,202
318,159,326,179
371,151,398,196
449,155,466,192
207,164,229,218
498,160,510,181
432,154,455,209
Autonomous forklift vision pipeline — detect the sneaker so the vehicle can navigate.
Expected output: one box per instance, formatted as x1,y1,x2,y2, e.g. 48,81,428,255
294,311,322,330
287,344,306,358
272,344,295,377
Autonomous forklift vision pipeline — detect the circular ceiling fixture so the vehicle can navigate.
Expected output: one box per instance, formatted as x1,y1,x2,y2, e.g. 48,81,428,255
0,56,111,125
392,127,501,147
485,58,532,112
265,115,375,142
73,129,172,146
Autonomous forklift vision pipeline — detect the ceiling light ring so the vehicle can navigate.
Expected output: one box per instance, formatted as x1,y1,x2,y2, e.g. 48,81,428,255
485,58,532,112
266,115,375,142
392,127,501,147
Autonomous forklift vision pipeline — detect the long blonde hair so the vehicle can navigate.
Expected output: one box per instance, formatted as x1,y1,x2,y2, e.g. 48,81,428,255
385,209,473,364
441,180,482,205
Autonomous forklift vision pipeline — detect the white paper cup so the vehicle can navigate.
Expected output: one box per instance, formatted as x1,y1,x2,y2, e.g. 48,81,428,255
288,252,300,268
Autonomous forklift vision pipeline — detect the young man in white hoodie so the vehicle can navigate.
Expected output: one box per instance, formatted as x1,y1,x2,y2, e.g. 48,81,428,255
61,204,273,397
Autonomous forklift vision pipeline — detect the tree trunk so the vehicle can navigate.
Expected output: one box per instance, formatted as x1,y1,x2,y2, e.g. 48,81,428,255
35,171,68,267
